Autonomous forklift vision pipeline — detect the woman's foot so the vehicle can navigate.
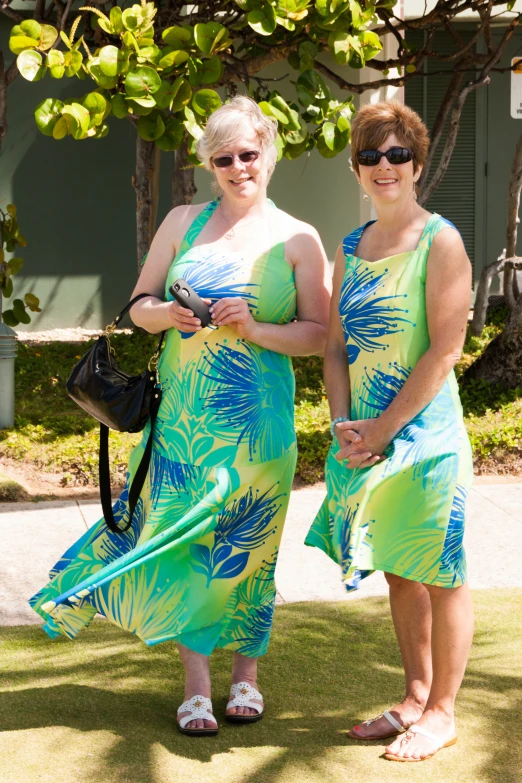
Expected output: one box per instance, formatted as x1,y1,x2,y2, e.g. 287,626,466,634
384,707,456,760
176,644,216,731
225,681,264,723
349,697,424,740
226,652,262,719
177,695,218,736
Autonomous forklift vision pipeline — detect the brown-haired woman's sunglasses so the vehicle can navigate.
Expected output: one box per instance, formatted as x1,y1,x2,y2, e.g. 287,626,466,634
356,147,414,166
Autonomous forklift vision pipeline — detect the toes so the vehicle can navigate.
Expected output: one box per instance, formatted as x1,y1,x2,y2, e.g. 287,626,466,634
227,707,237,716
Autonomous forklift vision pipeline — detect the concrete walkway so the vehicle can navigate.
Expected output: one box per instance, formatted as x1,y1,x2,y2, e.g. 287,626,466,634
1,483,521,626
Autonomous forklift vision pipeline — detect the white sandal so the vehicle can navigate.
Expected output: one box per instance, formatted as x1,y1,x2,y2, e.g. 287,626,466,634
177,695,218,736
384,723,457,761
225,681,264,724
349,710,408,740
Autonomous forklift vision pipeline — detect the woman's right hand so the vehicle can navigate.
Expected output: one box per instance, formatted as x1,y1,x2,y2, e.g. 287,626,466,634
166,298,212,332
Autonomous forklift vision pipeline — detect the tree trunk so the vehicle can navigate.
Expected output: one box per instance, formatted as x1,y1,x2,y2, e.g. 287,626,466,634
503,133,522,308
132,136,160,274
0,52,8,153
172,137,197,208
462,293,522,388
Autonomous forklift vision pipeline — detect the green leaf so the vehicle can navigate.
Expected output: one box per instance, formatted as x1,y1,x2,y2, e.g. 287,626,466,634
405,64,416,73
322,121,336,150
125,66,161,97
99,45,126,77
158,49,190,69
184,106,204,141
9,36,40,56
122,6,143,31
126,99,154,116
170,77,192,112
24,293,41,312
2,277,14,298
296,69,329,108
187,56,203,88
315,0,329,16
285,116,308,145
247,2,277,35
359,30,382,60
13,299,31,324
127,95,156,108
87,59,118,89
47,49,65,79
7,257,24,276
155,117,184,151
83,93,107,127
162,25,192,49
194,22,231,55
192,88,222,117
277,16,296,31
199,55,223,85
259,100,288,125
64,50,83,77
19,20,41,41
111,93,129,118
2,309,18,327
63,103,90,138
329,31,351,64
17,50,46,82
110,6,124,33
283,136,309,159
137,111,165,141
39,24,58,51
6,204,16,217
91,122,109,139
34,98,64,137
60,31,71,49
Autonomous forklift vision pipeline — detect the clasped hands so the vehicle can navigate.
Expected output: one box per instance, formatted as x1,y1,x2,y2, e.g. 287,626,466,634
334,418,392,470
168,296,257,340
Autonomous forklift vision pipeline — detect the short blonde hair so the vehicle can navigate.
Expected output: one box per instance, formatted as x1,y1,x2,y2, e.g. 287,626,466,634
350,101,429,175
196,95,278,175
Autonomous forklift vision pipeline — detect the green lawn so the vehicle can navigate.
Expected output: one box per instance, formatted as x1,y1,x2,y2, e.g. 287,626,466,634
1,315,521,491
1,590,521,783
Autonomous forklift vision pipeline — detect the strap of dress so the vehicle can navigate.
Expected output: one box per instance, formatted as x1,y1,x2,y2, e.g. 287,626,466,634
416,213,459,252
178,200,219,254
342,220,375,258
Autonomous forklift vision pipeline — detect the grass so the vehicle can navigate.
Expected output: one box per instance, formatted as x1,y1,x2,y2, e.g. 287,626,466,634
1,313,521,489
0,590,520,783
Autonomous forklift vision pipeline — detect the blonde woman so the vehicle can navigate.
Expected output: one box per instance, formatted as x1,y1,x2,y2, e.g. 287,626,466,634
306,102,474,761
30,97,331,736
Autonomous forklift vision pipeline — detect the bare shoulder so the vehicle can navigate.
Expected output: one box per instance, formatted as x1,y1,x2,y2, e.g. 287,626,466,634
162,201,212,245
275,208,324,264
430,223,468,257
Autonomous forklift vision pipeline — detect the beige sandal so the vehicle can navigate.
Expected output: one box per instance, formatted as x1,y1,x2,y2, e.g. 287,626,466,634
349,710,408,740
384,723,457,761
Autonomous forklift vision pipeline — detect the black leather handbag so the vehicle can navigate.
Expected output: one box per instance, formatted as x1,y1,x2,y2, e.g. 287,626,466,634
67,293,165,534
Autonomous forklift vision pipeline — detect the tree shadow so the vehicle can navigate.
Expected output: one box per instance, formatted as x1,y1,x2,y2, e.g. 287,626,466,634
1,596,520,782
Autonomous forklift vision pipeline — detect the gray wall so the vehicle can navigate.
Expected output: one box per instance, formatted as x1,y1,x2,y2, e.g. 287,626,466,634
0,19,360,331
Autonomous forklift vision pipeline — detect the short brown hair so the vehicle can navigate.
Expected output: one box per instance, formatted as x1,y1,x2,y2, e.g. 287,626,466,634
350,101,430,175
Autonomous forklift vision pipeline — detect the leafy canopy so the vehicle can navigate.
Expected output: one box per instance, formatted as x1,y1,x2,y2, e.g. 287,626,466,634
11,0,385,160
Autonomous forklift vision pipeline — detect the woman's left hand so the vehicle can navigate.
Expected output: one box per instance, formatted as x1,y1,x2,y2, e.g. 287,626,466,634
209,298,257,340
335,418,393,466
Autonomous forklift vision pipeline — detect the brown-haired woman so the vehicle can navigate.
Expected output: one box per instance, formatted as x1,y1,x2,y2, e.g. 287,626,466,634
306,101,474,762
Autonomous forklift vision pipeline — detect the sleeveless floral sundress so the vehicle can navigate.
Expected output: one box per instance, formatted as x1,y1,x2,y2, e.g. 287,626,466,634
306,214,473,589
30,199,298,656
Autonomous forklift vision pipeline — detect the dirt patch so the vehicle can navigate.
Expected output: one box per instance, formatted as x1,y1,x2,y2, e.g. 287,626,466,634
0,456,123,501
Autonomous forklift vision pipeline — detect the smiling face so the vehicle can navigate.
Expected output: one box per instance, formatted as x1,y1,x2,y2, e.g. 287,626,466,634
356,132,422,205
210,127,269,202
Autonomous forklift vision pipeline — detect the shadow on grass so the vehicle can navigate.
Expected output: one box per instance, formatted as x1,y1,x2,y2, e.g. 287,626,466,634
1,595,521,783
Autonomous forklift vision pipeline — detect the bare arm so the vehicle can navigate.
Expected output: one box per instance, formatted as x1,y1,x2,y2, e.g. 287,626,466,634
378,227,471,439
129,203,207,334
337,227,472,461
210,223,331,356
325,243,351,419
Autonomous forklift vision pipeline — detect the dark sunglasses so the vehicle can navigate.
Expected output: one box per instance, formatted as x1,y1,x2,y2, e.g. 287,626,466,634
356,147,414,167
211,150,260,168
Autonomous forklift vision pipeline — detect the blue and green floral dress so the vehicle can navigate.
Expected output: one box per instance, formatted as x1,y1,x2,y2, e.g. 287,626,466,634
306,214,473,589
30,199,298,656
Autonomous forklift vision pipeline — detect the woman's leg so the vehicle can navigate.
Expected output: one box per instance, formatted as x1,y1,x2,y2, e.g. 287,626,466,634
226,652,263,716
351,572,432,738
385,582,474,759
176,644,216,729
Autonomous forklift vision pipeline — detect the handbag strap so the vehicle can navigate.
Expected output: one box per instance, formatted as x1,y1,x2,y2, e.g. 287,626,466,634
99,386,163,534
107,293,165,356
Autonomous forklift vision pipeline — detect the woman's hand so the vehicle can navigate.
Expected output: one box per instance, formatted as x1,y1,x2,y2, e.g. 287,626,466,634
167,297,212,333
209,297,257,340
335,418,393,470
